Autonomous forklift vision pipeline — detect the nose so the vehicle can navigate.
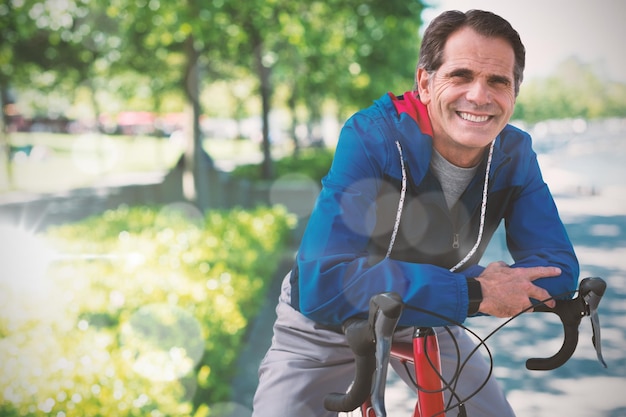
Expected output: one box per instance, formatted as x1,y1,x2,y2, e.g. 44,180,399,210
466,80,491,106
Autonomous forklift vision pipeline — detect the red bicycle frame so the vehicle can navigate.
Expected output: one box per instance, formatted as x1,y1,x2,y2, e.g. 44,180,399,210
360,328,445,417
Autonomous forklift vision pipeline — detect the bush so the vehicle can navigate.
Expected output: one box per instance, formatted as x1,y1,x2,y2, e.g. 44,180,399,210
231,147,334,183
0,205,296,417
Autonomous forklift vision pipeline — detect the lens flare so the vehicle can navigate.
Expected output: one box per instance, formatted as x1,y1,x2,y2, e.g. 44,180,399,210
269,173,320,219
0,224,56,294
120,303,204,382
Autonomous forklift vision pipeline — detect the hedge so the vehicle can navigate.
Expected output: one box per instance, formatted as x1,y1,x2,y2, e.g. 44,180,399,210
230,147,334,183
0,204,296,416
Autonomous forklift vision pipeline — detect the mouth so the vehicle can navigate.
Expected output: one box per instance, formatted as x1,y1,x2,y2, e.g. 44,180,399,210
456,111,492,123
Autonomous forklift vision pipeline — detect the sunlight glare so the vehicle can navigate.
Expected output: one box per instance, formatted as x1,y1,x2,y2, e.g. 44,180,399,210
0,224,56,294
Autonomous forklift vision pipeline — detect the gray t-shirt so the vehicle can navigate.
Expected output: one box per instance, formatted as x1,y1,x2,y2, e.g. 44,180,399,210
430,149,479,209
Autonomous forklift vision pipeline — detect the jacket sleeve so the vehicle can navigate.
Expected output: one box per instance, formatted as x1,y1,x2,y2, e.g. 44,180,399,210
504,145,579,300
296,113,470,327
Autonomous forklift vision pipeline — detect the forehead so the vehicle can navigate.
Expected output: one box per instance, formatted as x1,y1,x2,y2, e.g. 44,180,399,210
441,27,515,76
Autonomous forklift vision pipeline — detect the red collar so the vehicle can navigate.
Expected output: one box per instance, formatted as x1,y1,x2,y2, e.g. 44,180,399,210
389,91,433,137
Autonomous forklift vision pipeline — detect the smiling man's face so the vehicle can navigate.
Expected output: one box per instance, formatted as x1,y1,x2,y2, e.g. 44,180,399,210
417,26,516,167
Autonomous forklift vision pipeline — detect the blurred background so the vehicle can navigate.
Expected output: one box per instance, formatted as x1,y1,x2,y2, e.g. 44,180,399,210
0,0,625,416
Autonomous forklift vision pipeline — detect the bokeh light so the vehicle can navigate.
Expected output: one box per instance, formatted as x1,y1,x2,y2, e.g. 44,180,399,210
156,201,205,228
268,173,320,219
120,303,205,382
338,178,394,238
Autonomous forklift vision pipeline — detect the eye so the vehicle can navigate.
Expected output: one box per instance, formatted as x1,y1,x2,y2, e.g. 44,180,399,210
489,76,512,88
448,70,473,82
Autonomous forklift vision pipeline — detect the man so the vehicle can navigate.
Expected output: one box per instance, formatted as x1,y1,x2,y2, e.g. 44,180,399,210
252,9,578,417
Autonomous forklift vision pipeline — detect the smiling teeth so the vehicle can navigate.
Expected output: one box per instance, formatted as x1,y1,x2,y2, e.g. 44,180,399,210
459,112,489,122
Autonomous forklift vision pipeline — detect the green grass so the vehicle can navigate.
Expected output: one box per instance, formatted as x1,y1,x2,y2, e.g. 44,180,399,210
1,132,181,193
0,132,292,194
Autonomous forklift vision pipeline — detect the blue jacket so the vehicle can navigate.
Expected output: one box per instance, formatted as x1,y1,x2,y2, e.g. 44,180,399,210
290,92,579,327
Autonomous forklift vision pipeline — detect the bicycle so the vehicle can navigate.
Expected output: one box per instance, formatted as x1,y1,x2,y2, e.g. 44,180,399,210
324,277,608,417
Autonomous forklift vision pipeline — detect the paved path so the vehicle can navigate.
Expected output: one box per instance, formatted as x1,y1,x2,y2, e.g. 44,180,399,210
229,253,293,410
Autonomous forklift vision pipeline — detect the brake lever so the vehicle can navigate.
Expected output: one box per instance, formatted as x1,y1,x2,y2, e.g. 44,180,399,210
368,293,403,417
324,292,404,413
582,278,607,368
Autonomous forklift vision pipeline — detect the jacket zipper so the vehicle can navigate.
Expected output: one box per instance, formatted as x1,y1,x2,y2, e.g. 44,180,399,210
450,151,508,251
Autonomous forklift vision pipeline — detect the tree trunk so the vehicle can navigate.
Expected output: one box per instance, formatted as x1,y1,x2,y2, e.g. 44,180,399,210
183,35,213,210
0,83,13,190
287,88,300,157
306,96,325,148
253,39,274,180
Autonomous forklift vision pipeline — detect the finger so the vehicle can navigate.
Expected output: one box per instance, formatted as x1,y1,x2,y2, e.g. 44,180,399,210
528,286,556,308
525,266,562,281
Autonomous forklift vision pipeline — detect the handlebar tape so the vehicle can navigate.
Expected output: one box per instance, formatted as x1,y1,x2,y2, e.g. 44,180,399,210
526,277,606,370
323,319,375,412
324,293,404,412
526,322,580,370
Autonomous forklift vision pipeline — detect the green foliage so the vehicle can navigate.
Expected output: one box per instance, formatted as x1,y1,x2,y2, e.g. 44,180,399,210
513,57,626,123
0,205,296,416
230,147,334,183
3,0,425,118
267,0,425,116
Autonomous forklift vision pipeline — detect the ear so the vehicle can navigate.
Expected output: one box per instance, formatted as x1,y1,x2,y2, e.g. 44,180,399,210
416,68,432,104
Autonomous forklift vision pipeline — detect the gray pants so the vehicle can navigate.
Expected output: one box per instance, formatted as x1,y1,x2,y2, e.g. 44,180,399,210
252,274,516,417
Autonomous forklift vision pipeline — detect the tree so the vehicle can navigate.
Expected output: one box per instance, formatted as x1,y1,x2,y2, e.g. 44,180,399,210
333,0,425,112
220,0,295,179
0,0,100,187
3,0,428,189
270,0,425,155
78,1,246,181
513,57,626,122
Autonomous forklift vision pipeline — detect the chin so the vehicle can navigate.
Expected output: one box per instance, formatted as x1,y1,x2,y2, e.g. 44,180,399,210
454,134,496,149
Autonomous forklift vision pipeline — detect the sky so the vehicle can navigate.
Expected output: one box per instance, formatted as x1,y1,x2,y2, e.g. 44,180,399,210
422,0,626,82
